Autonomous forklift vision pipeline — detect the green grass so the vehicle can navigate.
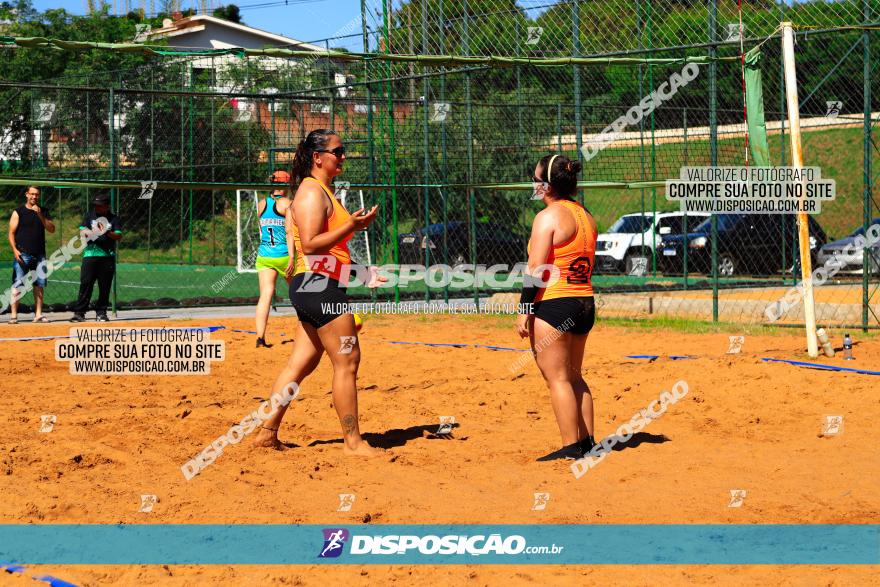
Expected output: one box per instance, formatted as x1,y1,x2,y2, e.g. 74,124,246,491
599,315,879,337
363,313,880,338
397,313,880,338
8,262,259,309
599,315,788,335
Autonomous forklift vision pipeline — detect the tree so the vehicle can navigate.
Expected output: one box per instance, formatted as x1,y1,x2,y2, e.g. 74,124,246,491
213,4,242,24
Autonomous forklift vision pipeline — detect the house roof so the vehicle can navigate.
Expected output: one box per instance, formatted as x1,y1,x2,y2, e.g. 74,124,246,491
147,14,325,52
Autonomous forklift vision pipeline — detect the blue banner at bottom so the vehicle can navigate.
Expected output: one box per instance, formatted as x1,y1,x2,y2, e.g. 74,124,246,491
0,525,877,565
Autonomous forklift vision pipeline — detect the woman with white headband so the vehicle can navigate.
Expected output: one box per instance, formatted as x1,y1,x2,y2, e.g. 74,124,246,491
516,153,599,460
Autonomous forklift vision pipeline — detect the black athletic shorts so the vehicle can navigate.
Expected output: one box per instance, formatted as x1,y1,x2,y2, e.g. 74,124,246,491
289,272,350,329
533,296,595,335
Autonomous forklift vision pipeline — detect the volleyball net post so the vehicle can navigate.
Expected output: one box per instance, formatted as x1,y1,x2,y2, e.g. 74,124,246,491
781,21,820,358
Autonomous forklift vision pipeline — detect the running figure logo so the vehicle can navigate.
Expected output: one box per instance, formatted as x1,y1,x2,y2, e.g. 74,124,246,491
39,414,57,433
728,489,747,508
822,415,843,436
727,335,745,354
431,103,450,123
139,494,157,513
37,102,56,123
337,493,356,512
334,181,350,206
339,336,357,355
628,256,648,276
134,24,151,42
526,27,543,45
825,100,843,118
296,256,337,292
725,23,743,42
139,181,157,200
318,528,350,558
531,492,550,511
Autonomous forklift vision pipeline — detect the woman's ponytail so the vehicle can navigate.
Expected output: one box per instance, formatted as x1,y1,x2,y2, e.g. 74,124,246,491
291,139,311,187
539,153,581,199
290,129,338,187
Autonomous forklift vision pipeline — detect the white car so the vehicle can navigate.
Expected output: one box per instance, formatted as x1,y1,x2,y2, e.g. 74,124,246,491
595,211,710,276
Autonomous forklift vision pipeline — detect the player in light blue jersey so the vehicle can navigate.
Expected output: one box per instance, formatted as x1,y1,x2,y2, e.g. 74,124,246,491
255,170,292,348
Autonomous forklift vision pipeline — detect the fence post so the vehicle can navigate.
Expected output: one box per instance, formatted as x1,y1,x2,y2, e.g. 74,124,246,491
683,107,689,290
361,0,378,304
572,0,583,206
647,2,657,278
188,64,194,266
148,70,153,264
179,87,185,265
326,39,335,129
780,2,792,285
56,187,61,250
210,63,216,267
422,0,431,303
86,78,91,265
380,0,400,303
709,0,719,322
863,0,872,332
463,0,477,308
109,87,118,316
516,18,524,152
439,0,449,304
637,0,647,279
361,0,376,187
29,92,35,170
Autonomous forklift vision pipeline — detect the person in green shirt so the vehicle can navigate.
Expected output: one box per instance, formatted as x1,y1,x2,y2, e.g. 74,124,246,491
70,194,122,322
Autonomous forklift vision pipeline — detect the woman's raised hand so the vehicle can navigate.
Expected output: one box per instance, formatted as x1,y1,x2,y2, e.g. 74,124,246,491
348,205,379,231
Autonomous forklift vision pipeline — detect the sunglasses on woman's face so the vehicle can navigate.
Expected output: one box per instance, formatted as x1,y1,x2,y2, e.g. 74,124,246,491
317,146,346,157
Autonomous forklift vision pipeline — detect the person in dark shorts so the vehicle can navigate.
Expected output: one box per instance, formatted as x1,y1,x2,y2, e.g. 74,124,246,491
7,185,55,323
70,194,122,322
516,154,599,461
251,129,382,458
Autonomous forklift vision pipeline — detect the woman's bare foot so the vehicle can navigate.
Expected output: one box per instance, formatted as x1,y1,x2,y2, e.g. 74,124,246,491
252,427,289,451
343,439,383,458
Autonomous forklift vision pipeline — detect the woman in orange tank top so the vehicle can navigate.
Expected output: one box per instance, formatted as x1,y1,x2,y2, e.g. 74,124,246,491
516,153,599,461
253,129,382,458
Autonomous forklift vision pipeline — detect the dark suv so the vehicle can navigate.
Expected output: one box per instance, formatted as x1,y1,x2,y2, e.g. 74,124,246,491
659,214,828,277
397,221,526,267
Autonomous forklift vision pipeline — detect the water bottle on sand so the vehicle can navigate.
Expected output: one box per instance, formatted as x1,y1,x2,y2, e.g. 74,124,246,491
843,333,853,360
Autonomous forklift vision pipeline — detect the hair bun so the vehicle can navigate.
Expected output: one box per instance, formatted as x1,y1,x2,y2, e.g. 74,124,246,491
568,161,582,175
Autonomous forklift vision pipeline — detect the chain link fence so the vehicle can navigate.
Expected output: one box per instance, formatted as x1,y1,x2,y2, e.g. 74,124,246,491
1,0,878,327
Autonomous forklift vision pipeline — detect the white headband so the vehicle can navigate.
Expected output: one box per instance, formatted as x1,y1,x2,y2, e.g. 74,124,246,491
547,154,560,183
